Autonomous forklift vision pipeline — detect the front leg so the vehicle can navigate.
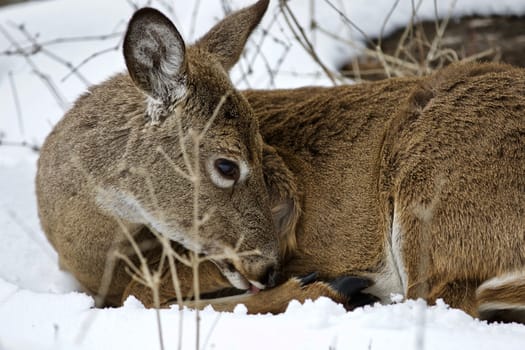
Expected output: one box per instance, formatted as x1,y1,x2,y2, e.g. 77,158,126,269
425,278,478,317
122,259,232,307
193,275,377,314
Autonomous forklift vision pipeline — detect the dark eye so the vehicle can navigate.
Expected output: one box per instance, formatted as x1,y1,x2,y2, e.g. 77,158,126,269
214,158,240,182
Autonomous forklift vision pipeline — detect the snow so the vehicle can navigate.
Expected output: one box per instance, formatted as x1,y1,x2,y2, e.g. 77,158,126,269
1,0,525,349
2,277,525,350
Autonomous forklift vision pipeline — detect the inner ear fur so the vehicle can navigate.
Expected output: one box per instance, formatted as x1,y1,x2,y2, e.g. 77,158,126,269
263,144,301,260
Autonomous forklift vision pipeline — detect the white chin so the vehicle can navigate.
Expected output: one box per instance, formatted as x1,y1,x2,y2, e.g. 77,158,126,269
248,280,265,290
221,269,250,290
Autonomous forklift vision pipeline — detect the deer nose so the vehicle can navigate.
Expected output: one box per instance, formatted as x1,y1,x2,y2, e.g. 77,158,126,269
259,265,277,288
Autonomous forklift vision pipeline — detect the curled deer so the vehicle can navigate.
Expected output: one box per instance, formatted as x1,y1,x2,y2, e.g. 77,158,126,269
37,0,525,324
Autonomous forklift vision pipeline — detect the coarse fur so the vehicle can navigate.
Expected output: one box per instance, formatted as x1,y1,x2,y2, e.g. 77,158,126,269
239,62,525,322
36,1,525,323
37,0,282,305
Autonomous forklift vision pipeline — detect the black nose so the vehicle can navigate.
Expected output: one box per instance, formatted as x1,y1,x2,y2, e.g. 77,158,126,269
259,266,277,288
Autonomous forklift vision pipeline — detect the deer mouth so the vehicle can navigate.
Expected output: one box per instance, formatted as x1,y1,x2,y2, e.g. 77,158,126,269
212,260,264,294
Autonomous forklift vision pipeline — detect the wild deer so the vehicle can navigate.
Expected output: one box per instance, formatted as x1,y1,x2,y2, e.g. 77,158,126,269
36,0,281,307
36,0,525,324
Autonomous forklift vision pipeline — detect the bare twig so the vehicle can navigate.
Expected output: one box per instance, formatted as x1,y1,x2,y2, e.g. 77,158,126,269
115,217,166,350
0,139,40,152
9,22,91,86
8,71,24,137
0,32,122,56
321,0,374,47
188,0,202,41
278,0,340,85
378,0,401,48
0,24,68,111
425,0,459,68
61,44,121,83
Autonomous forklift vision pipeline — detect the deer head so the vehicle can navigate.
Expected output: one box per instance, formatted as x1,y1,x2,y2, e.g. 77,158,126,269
115,0,279,290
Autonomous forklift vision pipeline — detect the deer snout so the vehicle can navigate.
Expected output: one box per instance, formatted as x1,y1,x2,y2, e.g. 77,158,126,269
259,265,277,288
217,254,279,292
238,256,279,290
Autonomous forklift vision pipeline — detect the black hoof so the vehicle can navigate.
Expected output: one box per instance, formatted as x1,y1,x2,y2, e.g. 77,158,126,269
330,276,379,310
330,276,371,295
345,292,380,309
299,272,319,286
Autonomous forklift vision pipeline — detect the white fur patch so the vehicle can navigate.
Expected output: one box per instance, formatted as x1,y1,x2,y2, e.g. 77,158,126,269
477,270,525,291
221,269,250,290
391,210,408,293
477,270,525,316
366,209,406,303
96,187,145,223
478,301,525,312
248,280,266,290
96,187,202,252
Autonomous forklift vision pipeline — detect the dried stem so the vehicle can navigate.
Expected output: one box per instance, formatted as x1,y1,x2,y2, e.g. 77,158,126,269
0,24,68,111
0,139,40,152
8,71,24,137
188,0,202,41
278,0,340,85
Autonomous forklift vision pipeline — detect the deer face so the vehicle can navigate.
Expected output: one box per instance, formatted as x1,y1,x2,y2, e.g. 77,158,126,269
121,1,278,290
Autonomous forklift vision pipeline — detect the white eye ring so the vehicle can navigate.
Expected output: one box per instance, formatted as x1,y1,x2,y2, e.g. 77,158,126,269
207,156,249,189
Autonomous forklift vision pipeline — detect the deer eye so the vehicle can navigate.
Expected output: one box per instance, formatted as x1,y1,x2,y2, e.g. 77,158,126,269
214,158,240,182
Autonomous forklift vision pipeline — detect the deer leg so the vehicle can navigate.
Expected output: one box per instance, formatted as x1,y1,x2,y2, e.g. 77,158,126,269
192,274,377,314
121,259,232,307
476,271,525,324
398,211,480,318
425,279,479,317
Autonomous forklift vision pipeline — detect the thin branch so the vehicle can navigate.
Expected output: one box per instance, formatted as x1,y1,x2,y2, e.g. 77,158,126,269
61,44,121,83
315,26,421,75
426,0,459,66
0,139,40,152
321,0,374,47
378,0,401,48
393,0,424,59
8,71,24,137
0,24,68,111
188,0,202,41
156,146,192,181
278,0,339,85
0,32,122,56
9,22,91,86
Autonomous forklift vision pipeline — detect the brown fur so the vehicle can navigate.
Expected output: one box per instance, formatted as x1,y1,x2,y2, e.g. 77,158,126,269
237,62,525,322
37,0,280,306
36,1,525,323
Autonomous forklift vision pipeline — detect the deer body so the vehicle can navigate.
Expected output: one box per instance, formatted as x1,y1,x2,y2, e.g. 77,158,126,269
245,64,525,321
246,80,422,301
36,0,525,323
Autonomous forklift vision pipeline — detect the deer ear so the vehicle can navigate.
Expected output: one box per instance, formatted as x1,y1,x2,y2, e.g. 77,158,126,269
195,0,269,71
263,144,300,260
124,8,187,119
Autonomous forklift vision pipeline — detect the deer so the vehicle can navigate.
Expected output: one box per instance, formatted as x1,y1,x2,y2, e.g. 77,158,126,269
36,0,525,324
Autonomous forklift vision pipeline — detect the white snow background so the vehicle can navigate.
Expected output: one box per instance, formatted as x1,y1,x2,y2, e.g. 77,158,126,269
1,0,525,349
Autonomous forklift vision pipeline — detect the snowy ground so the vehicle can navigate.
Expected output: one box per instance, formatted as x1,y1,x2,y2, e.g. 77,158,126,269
1,0,525,349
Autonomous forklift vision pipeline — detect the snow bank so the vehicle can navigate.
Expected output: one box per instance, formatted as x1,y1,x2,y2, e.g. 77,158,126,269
2,277,525,350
